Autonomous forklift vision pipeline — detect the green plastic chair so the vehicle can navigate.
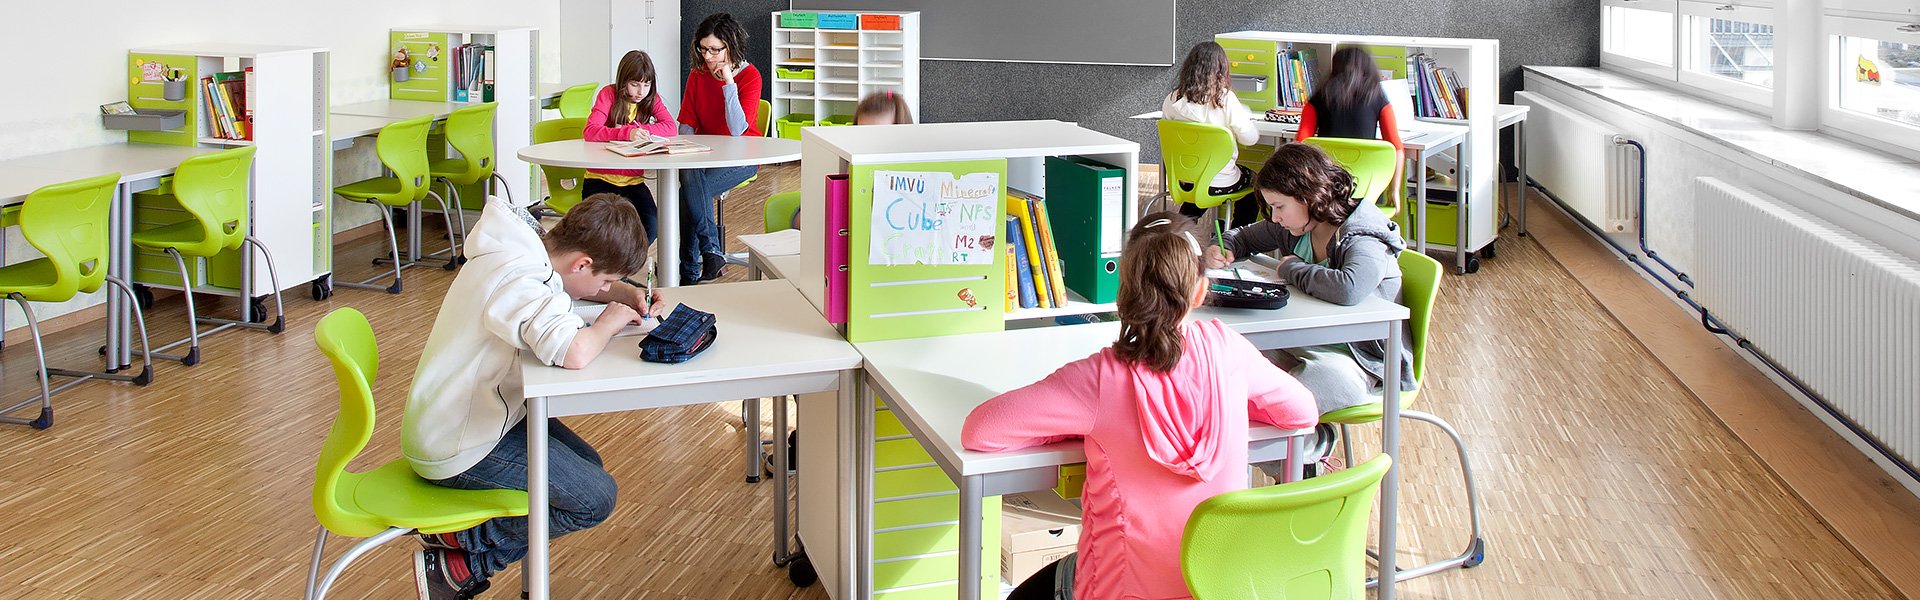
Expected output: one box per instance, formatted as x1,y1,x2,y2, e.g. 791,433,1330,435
430,103,512,228
1317,250,1485,579
557,82,599,119
333,114,460,294
1157,120,1257,228
1181,455,1391,600
717,99,776,268
1302,137,1402,219
763,191,801,233
129,146,284,367
304,307,528,600
0,172,154,429
532,117,588,216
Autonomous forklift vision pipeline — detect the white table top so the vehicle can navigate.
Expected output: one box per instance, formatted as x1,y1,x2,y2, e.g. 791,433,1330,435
1129,110,1465,152
517,136,803,171
857,321,1316,479
1495,104,1530,128
330,114,403,141
0,143,222,204
539,83,570,101
521,279,862,401
331,99,475,120
806,120,1138,164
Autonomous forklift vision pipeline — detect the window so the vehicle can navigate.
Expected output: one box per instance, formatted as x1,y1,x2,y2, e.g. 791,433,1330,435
1607,4,1679,66
1837,35,1920,127
1689,13,1776,88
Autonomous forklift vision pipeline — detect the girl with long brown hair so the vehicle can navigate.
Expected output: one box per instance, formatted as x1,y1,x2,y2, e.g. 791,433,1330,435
581,50,678,243
1162,41,1261,226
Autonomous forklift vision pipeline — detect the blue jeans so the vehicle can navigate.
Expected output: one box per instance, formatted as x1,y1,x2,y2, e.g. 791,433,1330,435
677,164,758,281
427,418,617,579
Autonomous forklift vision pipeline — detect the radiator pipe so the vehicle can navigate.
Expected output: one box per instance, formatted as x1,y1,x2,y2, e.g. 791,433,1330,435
1614,137,1694,287
1521,177,1920,485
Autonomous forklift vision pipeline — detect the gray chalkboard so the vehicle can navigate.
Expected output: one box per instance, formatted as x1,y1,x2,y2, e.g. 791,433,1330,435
789,0,1175,66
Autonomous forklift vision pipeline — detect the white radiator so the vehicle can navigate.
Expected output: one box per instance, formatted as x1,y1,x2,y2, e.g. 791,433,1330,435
1515,91,1636,232
1694,177,1920,467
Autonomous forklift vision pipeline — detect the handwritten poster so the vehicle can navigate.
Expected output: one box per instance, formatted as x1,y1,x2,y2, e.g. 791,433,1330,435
869,170,1000,266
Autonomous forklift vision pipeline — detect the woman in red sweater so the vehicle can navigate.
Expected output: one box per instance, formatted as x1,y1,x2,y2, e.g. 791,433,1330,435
1296,47,1405,209
674,13,762,283
581,50,678,242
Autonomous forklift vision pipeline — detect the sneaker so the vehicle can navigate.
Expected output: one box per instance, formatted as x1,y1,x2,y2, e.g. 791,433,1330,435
416,532,460,551
702,252,727,281
414,548,489,600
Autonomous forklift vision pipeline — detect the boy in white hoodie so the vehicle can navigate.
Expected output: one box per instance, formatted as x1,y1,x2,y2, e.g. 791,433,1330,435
403,194,665,599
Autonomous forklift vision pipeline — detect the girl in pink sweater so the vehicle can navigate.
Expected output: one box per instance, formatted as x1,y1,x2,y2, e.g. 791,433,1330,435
582,50,679,243
963,212,1318,600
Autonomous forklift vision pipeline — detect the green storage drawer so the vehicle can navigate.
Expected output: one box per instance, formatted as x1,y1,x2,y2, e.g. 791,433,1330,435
876,465,956,500
776,66,816,80
819,114,855,126
1393,192,1493,249
775,113,815,140
875,524,961,560
877,437,936,469
871,499,1001,599
779,11,818,28
1217,37,1279,112
876,494,962,530
877,408,911,438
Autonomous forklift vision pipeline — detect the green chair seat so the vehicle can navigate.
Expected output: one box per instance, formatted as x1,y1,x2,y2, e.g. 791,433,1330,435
129,220,211,250
333,177,410,206
1181,455,1391,599
333,460,526,536
428,157,480,180
0,258,60,301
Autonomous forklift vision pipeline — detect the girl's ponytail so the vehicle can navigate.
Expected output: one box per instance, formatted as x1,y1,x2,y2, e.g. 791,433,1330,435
1114,212,1207,372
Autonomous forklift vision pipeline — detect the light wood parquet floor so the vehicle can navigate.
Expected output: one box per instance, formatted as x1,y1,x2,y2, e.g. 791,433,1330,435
0,164,1901,599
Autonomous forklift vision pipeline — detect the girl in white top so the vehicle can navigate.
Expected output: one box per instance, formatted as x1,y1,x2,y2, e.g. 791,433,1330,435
1162,41,1261,225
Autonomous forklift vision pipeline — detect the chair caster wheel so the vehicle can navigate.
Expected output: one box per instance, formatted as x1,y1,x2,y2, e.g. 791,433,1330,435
182,347,200,366
248,298,271,323
311,278,333,301
98,345,107,356
788,552,816,587
133,284,155,310
387,281,403,294
133,366,153,386
1463,538,1486,568
29,407,51,430
746,474,761,483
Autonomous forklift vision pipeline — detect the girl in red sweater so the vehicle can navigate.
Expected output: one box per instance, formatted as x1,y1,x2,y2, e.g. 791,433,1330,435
581,50,679,243
1296,47,1405,206
674,13,762,283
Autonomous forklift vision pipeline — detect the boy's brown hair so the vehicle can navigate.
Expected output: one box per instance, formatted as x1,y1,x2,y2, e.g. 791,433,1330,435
1114,211,1208,372
545,194,650,275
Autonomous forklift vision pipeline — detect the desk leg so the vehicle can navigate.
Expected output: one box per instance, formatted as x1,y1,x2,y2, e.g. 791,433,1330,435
1376,323,1404,599
773,393,793,563
112,184,133,369
1517,121,1528,237
855,373,874,598
408,200,423,262
1457,143,1469,274
658,169,681,287
1288,434,1307,483
958,474,984,600
527,397,552,600
745,397,763,483
1415,153,1429,255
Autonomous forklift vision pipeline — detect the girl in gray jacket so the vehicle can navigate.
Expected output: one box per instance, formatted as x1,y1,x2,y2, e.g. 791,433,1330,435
1203,143,1414,415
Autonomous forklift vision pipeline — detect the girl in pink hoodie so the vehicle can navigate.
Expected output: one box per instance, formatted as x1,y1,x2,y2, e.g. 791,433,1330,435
581,50,679,243
963,212,1318,600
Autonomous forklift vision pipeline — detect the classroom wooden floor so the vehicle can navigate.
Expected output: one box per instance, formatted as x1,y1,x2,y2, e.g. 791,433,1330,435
0,164,1903,599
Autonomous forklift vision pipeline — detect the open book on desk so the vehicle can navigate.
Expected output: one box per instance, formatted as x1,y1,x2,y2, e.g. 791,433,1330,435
606,136,711,157
572,303,661,337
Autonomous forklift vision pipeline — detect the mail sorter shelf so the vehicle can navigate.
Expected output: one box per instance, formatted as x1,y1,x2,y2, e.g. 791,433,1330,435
102,110,187,132
769,10,919,141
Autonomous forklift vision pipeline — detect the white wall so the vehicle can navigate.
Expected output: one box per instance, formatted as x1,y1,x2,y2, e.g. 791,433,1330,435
0,0,563,335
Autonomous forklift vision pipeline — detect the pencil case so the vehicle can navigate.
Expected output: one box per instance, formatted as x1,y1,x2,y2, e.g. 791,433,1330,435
1206,278,1289,310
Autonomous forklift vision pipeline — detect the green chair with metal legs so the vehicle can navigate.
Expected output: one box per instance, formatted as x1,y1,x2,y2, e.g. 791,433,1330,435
718,99,775,268
763,191,801,233
1181,455,1391,600
128,146,285,367
531,117,588,217
557,82,599,119
1317,250,1486,582
305,307,527,600
428,103,512,261
1302,137,1402,219
0,172,155,429
1157,120,1258,230
333,114,459,294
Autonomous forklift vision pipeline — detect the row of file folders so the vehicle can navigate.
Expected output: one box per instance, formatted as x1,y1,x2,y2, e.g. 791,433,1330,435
821,156,1130,324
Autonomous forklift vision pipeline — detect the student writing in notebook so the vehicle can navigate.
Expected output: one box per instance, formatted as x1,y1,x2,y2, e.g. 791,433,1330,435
582,50,679,243
1162,41,1263,229
963,212,1317,600
676,13,762,283
1296,47,1406,198
403,195,667,599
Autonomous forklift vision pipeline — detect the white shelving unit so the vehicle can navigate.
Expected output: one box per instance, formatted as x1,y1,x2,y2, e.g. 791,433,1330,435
769,10,919,139
391,25,538,206
124,43,332,302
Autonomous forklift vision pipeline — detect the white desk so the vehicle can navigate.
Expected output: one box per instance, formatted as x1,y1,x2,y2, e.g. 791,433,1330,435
519,279,862,599
328,114,399,148
538,83,569,110
1495,104,1532,236
740,229,802,282
518,136,803,287
851,294,1407,600
330,99,474,120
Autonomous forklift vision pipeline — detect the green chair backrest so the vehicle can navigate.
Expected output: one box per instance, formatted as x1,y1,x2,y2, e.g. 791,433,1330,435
170,146,256,257
764,191,801,232
1397,249,1442,385
1157,119,1242,210
312,307,386,536
16,172,121,300
1302,137,1399,217
1181,454,1393,600
441,103,499,185
558,83,599,119
532,117,589,215
757,98,772,137
372,114,436,207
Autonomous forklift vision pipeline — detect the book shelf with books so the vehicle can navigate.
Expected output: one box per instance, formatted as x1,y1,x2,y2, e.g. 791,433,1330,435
1215,31,1499,268
768,10,919,140
389,26,538,207
124,43,333,304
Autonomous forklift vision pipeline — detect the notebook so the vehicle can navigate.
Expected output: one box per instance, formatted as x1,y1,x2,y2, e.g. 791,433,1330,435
571,304,660,337
606,137,711,157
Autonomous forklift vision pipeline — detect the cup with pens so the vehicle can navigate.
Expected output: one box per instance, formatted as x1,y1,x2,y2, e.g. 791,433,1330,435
161,69,186,102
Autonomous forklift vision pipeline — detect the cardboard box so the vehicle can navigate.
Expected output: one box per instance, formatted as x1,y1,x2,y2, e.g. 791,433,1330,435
1002,492,1082,585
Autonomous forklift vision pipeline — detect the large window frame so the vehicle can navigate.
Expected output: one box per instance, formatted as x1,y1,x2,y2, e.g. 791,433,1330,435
1678,1,1777,110
1603,0,1681,80
1822,13,1920,155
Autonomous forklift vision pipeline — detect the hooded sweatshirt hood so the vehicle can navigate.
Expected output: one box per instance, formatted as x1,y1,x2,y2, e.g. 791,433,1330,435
1130,320,1226,481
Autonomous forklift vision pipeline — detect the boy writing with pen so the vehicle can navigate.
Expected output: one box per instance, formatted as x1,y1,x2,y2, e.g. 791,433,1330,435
401,194,667,599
